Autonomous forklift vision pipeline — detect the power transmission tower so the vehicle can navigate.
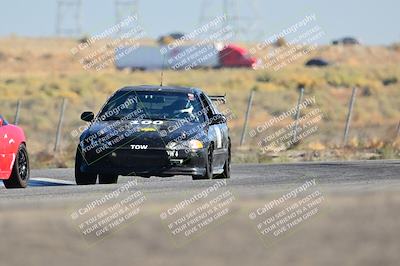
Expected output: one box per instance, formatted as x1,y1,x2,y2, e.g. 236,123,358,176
199,0,264,41
56,0,82,36
114,0,139,36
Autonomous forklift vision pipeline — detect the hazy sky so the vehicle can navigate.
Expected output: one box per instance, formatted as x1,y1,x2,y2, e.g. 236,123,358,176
1,0,399,44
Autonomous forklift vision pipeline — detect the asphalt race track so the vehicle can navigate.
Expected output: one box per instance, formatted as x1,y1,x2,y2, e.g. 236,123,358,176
1,160,400,266
1,160,400,202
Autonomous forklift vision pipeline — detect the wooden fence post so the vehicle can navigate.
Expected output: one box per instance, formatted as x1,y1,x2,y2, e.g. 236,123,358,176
292,86,304,145
343,87,357,146
14,99,21,125
54,98,67,152
240,87,256,146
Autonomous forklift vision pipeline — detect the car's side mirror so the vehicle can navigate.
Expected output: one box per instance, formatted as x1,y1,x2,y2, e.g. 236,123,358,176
0,118,3,127
81,111,94,122
210,114,226,125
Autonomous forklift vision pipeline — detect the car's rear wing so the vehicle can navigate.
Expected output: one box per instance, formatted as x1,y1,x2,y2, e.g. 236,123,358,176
209,94,226,104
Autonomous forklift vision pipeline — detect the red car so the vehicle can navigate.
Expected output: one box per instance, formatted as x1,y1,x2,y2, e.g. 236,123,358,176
0,115,30,188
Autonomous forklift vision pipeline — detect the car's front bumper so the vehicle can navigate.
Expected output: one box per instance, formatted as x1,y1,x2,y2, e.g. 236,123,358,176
80,147,207,177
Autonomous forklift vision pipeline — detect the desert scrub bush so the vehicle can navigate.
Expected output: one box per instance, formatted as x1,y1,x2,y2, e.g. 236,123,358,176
382,76,398,86
270,67,325,90
389,43,400,52
324,68,365,88
256,82,280,91
256,72,273,83
377,145,399,159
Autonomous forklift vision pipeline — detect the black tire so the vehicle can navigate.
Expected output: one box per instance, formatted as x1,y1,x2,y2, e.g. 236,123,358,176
75,148,97,185
98,174,119,184
214,141,231,179
3,144,30,189
192,145,213,180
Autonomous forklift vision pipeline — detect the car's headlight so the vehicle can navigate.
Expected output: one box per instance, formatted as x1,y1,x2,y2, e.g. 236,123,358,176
188,139,203,150
166,141,179,150
166,139,204,150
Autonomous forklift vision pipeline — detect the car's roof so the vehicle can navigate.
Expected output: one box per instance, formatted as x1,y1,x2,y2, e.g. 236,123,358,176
118,85,203,94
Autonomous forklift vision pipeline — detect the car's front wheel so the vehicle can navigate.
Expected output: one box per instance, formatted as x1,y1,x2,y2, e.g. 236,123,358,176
75,148,97,185
3,144,30,189
192,145,213,180
215,142,231,179
99,175,119,184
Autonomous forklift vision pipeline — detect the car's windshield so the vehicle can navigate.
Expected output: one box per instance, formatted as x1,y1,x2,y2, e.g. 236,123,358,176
97,90,205,122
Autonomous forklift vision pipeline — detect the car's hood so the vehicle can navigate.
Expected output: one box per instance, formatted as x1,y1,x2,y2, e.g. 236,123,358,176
82,119,207,148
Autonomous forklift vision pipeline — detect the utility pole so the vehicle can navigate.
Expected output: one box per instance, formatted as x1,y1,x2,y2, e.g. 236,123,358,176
114,0,139,36
199,0,264,41
56,0,82,36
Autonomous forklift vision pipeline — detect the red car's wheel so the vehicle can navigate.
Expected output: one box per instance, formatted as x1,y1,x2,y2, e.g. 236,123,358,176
3,144,30,189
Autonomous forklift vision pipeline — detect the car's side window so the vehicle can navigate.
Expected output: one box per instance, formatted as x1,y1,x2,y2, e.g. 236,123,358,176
204,94,221,115
199,93,214,119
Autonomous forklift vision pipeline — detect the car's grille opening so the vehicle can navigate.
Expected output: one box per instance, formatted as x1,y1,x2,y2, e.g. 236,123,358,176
87,148,170,172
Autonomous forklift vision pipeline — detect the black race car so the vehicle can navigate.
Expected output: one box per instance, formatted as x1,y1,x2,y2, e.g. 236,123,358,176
75,85,231,185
